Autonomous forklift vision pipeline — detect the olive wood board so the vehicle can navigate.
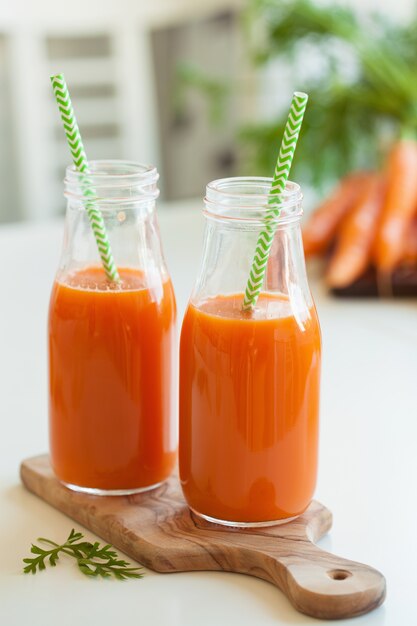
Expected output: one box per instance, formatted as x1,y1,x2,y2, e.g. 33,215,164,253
20,455,385,620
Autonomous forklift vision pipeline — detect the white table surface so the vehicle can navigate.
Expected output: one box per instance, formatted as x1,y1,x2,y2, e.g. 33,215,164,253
1,200,416,625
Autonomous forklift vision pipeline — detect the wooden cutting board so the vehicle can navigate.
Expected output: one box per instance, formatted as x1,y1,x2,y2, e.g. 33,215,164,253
21,455,385,620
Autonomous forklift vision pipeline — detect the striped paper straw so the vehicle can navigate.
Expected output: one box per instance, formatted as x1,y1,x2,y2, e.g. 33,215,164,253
242,92,308,310
50,74,120,283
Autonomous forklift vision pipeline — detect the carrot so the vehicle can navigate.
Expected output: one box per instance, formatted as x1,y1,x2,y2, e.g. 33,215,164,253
402,218,417,264
373,139,417,271
302,171,372,257
326,174,384,288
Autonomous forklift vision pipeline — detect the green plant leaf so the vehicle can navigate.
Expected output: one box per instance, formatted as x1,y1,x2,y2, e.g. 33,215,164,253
22,529,143,580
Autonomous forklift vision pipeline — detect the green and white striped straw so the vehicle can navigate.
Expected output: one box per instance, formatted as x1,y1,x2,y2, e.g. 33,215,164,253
242,91,308,310
50,74,120,283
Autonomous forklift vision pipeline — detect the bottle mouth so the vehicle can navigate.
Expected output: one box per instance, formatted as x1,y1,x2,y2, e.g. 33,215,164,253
64,160,160,205
205,177,303,222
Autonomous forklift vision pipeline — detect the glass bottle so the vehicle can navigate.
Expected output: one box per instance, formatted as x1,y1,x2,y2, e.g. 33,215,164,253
49,160,177,495
179,177,321,526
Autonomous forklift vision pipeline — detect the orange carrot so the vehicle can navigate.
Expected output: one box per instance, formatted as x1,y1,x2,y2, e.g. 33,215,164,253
402,218,417,263
303,171,372,257
326,174,384,288
373,139,417,271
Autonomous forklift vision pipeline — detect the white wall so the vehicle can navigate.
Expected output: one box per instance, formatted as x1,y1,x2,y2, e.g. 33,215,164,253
347,0,414,19
0,0,412,26
0,0,243,29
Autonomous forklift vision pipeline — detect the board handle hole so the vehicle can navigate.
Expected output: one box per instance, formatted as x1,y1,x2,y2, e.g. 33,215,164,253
327,569,352,581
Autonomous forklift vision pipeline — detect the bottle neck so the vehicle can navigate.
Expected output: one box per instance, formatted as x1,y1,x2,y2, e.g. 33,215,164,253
191,213,312,314
56,160,168,282
204,176,303,223
64,160,159,206
57,199,167,283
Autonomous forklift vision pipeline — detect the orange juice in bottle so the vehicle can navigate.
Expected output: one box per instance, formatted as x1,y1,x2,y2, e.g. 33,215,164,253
180,177,321,525
49,161,177,494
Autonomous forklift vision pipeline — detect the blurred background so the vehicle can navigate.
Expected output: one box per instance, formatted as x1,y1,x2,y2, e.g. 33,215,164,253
0,0,415,223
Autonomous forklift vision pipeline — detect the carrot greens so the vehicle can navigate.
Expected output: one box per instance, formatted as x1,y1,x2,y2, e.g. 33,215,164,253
23,528,143,579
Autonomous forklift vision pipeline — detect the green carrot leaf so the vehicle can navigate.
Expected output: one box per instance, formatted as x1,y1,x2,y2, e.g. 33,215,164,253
22,529,143,580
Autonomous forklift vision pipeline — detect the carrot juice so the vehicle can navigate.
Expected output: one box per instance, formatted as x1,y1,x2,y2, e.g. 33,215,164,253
49,266,177,493
179,293,321,524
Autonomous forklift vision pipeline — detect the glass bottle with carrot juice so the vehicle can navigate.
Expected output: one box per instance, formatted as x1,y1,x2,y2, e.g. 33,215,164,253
49,161,177,494
179,177,321,526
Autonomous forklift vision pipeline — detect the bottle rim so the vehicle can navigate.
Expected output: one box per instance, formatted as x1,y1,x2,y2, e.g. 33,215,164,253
204,177,303,223
64,159,160,205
